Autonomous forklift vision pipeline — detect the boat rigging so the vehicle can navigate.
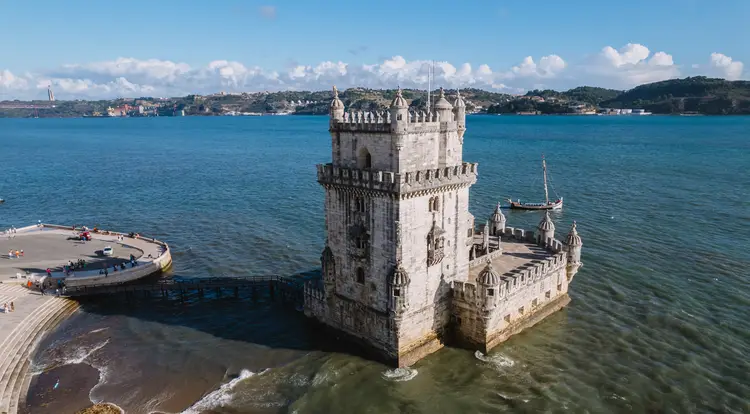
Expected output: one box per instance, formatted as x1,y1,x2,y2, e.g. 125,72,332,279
507,155,563,210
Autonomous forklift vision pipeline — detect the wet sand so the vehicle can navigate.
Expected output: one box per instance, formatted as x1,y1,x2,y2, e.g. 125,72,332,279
22,363,100,414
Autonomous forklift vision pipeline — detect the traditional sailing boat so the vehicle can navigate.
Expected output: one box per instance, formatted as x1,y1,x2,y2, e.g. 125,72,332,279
507,155,563,210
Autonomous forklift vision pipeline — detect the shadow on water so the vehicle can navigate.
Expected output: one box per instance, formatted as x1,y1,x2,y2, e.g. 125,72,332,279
69,270,383,361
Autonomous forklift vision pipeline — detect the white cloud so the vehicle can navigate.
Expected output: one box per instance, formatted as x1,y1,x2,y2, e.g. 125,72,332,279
708,53,743,80
582,43,681,89
259,6,276,20
0,44,746,100
502,55,566,80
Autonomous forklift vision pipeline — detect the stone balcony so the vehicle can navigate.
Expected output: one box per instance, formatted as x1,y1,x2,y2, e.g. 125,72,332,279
316,162,478,198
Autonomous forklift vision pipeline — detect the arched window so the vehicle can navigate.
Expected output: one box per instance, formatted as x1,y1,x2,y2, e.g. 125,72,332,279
354,197,366,213
428,196,441,212
356,268,365,284
358,148,372,169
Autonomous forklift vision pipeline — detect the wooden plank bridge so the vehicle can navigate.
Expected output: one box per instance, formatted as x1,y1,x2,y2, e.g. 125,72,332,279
62,275,315,306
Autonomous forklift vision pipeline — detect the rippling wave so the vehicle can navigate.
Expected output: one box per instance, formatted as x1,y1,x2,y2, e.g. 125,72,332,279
3,116,748,413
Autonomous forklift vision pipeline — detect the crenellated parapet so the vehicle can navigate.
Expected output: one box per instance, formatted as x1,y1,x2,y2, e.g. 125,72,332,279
331,110,457,134
317,162,478,198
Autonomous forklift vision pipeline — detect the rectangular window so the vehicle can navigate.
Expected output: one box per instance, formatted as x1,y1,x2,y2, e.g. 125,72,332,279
532,299,538,307
545,291,551,299
356,268,365,284
557,284,562,291
488,289,495,296
394,288,400,297
467,228,473,237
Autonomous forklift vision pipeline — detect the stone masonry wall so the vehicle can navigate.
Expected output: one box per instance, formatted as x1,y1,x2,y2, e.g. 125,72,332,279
450,238,570,352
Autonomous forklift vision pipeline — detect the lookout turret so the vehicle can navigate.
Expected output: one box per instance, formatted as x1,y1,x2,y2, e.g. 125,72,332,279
488,203,506,236
433,87,453,122
565,221,583,280
476,259,500,312
453,90,466,139
389,87,409,134
536,210,555,246
330,85,344,126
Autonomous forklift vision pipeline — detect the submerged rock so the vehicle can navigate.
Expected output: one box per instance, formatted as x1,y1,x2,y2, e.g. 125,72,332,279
75,402,123,414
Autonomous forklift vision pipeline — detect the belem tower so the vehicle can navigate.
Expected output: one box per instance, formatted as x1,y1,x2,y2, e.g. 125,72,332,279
304,86,583,367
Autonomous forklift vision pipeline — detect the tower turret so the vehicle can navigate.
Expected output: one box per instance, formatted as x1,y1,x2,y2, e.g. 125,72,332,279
329,85,344,125
433,87,453,122
388,262,411,316
536,210,555,246
564,221,583,280
390,87,409,133
488,202,506,236
476,259,500,312
453,90,466,139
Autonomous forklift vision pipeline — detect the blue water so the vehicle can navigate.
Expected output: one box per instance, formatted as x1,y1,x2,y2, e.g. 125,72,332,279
2,115,749,413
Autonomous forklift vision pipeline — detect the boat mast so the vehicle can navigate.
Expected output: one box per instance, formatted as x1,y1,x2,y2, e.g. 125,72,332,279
542,155,550,204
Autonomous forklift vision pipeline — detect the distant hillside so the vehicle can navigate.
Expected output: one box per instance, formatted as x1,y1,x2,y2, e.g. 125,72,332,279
525,86,622,105
600,77,750,114
3,77,749,118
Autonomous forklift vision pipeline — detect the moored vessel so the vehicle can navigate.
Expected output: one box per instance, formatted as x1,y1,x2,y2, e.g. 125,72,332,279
508,155,563,210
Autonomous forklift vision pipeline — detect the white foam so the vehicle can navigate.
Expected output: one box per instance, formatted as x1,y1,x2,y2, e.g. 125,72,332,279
89,327,109,334
474,350,516,368
381,367,418,382
64,339,110,366
181,368,268,414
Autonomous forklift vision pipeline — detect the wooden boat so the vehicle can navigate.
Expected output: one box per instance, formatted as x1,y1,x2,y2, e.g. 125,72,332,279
508,156,563,210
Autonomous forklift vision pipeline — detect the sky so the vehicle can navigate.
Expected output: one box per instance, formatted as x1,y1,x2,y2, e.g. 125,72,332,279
0,0,748,99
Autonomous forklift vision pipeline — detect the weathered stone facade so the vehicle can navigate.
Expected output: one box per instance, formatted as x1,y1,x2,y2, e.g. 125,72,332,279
304,86,583,367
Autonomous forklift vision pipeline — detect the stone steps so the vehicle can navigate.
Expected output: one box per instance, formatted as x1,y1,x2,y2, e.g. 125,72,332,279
0,298,61,414
0,296,57,359
6,301,79,414
0,297,78,414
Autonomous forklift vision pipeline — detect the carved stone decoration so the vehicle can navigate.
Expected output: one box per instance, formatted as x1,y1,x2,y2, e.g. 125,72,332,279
427,220,446,267
349,223,370,258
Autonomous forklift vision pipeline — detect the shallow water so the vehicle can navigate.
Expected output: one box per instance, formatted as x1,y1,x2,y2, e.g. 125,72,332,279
2,115,749,413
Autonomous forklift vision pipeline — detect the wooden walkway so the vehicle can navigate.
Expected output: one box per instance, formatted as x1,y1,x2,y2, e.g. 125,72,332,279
62,275,309,306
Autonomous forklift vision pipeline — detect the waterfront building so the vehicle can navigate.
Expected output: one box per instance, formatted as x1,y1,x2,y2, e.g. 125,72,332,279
304,86,583,367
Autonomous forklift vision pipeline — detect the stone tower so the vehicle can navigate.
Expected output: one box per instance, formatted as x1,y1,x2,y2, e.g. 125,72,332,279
306,86,477,367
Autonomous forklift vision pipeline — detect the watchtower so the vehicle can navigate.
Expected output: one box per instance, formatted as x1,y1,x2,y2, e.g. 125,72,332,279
307,86,477,366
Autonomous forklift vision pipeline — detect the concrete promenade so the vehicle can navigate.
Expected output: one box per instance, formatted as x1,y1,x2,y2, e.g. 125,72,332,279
0,224,172,414
1,225,165,283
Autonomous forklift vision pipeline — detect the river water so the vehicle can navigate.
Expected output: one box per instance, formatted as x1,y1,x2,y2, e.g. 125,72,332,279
1,115,748,413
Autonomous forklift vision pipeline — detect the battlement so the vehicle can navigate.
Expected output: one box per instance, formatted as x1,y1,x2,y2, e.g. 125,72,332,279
317,162,477,196
331,110,456,134
499,227,565,253
454,250,566,302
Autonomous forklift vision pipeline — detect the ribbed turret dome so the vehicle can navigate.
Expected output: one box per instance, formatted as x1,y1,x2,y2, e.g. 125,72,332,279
537,210,555,231
453,89,466,108
330,85,344,110
477,260,500,286
489,202,505,224
565,221,582,246
391,264,410,286
433,87,453,110
390,87,408,108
